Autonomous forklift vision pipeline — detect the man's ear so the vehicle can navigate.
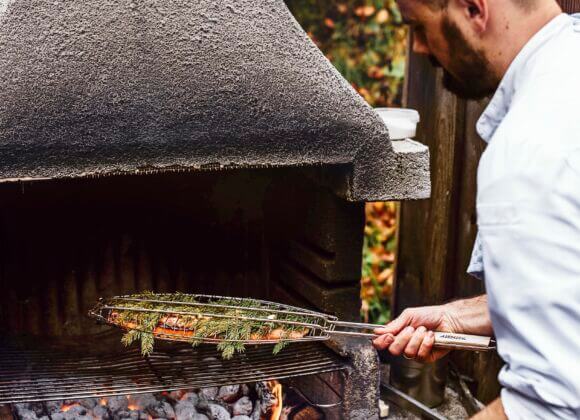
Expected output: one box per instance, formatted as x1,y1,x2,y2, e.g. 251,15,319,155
458,0,490,33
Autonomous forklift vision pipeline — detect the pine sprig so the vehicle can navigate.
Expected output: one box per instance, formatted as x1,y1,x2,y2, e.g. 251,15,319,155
106,292,319,359
272,341,288,355
121,330,140,347
140,333,154,357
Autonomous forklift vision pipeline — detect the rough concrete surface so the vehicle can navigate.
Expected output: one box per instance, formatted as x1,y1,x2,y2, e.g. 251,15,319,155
326,336,381,419
0,0,430,201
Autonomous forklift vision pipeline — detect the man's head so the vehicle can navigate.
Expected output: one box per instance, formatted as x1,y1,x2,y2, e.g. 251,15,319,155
397,0,562,99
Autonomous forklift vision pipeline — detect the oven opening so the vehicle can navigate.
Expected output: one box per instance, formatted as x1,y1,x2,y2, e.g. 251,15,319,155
0,168,377,419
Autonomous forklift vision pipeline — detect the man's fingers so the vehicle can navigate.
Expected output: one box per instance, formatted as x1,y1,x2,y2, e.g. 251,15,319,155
388,326,415,356
403,326,427,358
372,333,395,350
416,330,435,361
374,310,412,335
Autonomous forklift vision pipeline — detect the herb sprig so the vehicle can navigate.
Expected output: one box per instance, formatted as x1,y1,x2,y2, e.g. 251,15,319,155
106,292,319,359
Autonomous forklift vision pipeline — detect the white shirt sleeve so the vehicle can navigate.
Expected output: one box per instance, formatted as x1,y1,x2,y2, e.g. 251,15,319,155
478,151,580,419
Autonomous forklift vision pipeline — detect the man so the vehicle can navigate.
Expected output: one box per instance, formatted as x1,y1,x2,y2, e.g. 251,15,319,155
372,0,580,418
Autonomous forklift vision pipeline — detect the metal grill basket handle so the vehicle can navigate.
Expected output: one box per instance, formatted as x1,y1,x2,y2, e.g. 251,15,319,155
89,294,495,351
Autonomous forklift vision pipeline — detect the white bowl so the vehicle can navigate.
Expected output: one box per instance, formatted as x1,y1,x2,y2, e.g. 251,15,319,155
374,108,420,140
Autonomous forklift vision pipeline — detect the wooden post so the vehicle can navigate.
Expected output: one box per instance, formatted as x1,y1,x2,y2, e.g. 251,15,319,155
394,34,503,403
395,50,468,314
558,0,580,13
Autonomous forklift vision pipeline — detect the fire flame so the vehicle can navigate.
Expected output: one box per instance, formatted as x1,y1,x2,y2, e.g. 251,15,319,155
267,381,283,420
99,398,107,406
60,403,80,412
127,395,141,411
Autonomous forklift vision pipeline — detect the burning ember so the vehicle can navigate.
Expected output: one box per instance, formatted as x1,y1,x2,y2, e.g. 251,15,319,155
126,395,145,413
5,381,321,420
269,381,283,420
59,403,81,413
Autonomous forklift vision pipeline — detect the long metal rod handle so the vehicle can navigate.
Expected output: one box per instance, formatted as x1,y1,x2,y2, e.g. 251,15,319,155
329,321,495,351
330,320,384,329
381,383,447,420
288,385,343,409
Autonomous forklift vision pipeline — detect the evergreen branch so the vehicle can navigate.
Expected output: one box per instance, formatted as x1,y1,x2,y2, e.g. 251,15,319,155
105,292,319,359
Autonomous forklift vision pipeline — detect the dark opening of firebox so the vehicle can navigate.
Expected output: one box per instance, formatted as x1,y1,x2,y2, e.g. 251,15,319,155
0,168,363,335
0,168,380,419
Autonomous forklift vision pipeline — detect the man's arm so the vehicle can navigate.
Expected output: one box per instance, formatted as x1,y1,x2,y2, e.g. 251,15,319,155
373,297,508,419
373,294,493,363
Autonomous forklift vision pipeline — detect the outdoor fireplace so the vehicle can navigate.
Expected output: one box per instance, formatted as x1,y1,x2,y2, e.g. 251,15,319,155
0,1,430,419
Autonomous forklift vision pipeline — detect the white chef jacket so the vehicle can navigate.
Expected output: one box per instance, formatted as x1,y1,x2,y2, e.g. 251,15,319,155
466,13,580,419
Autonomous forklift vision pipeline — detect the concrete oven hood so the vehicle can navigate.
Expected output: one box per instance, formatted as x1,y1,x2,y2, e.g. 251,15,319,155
0,0,429,202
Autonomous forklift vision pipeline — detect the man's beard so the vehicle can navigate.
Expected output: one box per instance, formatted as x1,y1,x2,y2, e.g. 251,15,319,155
430,17,498,100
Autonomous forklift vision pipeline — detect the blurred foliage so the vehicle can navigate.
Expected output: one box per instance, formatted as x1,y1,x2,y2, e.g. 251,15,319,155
286,0,406,323
285,0,407,107
362,202,397,324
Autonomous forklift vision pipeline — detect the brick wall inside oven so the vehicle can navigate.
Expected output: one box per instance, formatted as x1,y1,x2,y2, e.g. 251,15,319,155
266,173,365,321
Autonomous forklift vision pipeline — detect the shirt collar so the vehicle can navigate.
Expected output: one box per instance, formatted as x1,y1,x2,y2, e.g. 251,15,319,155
476,13,572,143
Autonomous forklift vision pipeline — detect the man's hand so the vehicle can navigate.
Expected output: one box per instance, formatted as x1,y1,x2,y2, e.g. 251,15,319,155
372,304,458,363
373,295,492,363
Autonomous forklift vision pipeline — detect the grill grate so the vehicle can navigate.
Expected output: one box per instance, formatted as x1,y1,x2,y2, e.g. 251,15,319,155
0,337,347,404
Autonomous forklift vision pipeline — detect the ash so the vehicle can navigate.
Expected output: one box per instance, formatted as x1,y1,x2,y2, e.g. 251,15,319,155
9,383,274,420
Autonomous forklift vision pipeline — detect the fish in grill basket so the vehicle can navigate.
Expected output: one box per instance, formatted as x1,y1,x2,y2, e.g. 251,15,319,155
88,292,318,359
